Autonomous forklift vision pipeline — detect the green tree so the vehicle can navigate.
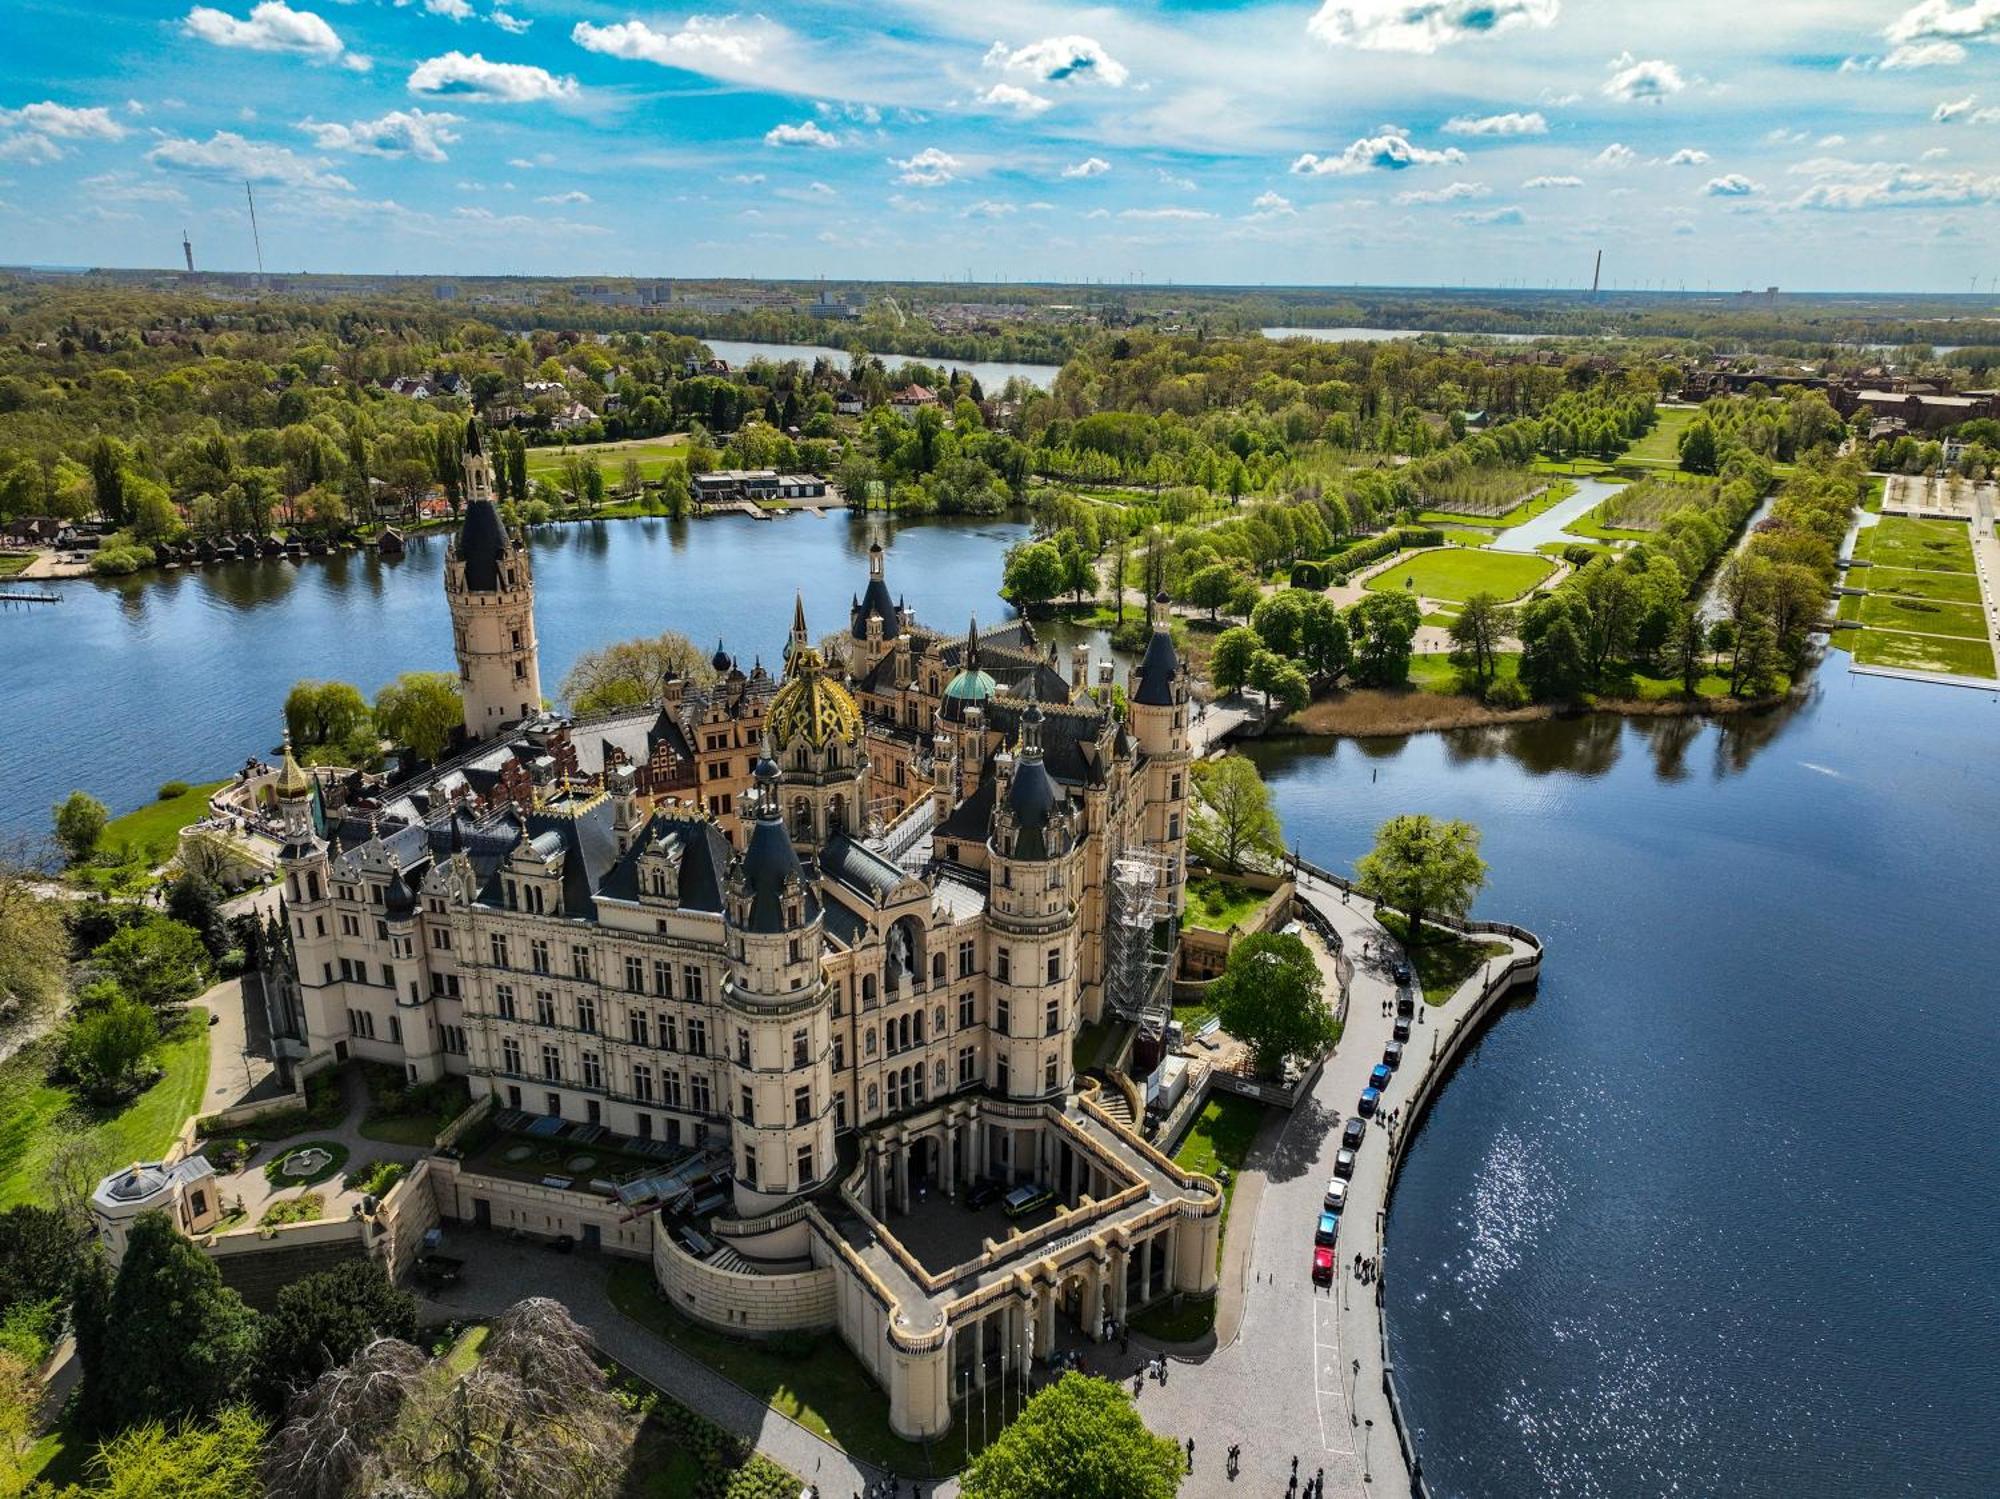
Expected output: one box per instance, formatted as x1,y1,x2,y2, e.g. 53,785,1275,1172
1296,594,1351,680
1517,596,1591,702
1447,592,1511,687
1250,589,1310,658
1730,612,1780,698
283,681,373,760
255,1261,417,1412
60,992,161,1101
1353,813,1488,945
0,1350,31,1497
69,1405,266,1498
1184,562,1237,622
1664,604,1707,695
1348,592,1421,688
1188,755,1283,873
85,1214,256,1431
53,790,109,865
559,631,710,715
373,672,462,763
1678,418,1720,475
1210,933,1338,1077
0,1206,81,1309
1208,625,1263,697
1247,649,1310,718
0,857,68,1028
656,465,691,520
959,1372,1181,1499
92,917,209,1014
163,873,229,958
1001,540,1066,612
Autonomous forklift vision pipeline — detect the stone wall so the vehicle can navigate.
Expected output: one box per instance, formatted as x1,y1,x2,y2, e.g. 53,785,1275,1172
432,1160,652,1258
651,1227,836,1334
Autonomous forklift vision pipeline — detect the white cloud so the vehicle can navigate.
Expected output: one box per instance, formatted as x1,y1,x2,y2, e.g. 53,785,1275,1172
80,171,188,205
1885,0,2000,54
1593,143,1636,168
1664,147,1710,165
891,146,960,186
1307,0,1559,54
1703,173,1760,196
1249,190,1295,216
0,101,128,164
1522,174,1583,188
455,204,608,234
1881,41,1967,67
408,51,577,102
507,153,553,169
147,129,353,190
1394,179,1486,204
1062,156,1110,178
1442,111,1547,136
1120,206,1215,220
299,108,461,162
1454,204,1525,224
1818,134,1846,147
1789,153,2000,208
962,199,1017,218
183,3,364,69
535,189,591,204
409,0,472,18
1156,168,1196,191
764,120,839,148
976,83,1051,116
984,36,1128,87
1766,127,1809,145
1922,144,1951,157
571,16,775,72
490,10,530,33
0,135,63,165
1602,52,1685,103
1291,131,1466,175
1933,93,1976,120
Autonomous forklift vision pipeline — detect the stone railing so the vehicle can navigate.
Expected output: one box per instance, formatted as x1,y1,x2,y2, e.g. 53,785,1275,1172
653,1224,837,1334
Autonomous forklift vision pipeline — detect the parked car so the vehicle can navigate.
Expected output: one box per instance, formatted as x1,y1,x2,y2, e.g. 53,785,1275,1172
1358,1087,1381,1116
1397,994,1415,1018
1334,1147,1357,1179
1313,1245,1336,1285
1391,958,1412,986
1002,1183,1054,1219
1314,1212,1340,1247
965,1178,1004,1210
1383,1040,1404,1069
1342,1117,1366,1150
1393,1016,1413,1042
1369,1064,1393,1092
1324,1179,1348,1213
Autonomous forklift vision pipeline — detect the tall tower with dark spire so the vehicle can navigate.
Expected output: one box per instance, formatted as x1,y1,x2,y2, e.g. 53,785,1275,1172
445,419,541,742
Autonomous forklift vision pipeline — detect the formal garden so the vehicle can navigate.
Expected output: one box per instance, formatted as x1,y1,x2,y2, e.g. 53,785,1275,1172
1847,516,1996,679
1362,547,1555,604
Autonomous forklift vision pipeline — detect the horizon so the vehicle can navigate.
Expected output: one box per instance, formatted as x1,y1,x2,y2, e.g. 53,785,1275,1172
6,2,2000,291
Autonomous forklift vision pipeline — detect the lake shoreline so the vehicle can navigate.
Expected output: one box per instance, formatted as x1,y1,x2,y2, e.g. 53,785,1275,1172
1270,682,1789,739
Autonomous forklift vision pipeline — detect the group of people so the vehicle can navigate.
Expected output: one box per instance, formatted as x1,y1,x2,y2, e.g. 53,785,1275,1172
1133,1353,1171,1394
1352,1251,1381,1286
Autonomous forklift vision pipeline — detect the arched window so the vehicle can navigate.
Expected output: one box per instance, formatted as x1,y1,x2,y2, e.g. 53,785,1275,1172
829,795,846,832
913,1010,925,1044
931,952,945,984
862,974,876,1006
792,796,812,839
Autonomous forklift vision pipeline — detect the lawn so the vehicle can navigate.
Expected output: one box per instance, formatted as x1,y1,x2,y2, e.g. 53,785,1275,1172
1170,1093,1267,1275
1433,525,1498,548
1862,565,1984,605
1853,628,1998,679
1857,593,1991,639
1183,874,1271,933
1376,914,1510,1007
1536,539,1616,561
1416,478,1575,530
524,436,689,486
1853,516,1976,574
0,1008,211,1209
94,778,229,864
1364,548,1555,604
0,553,31,577
1624,405,1699,467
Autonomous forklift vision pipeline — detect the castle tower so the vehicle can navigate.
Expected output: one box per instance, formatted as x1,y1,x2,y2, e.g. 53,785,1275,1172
445,419,541,743
767,597,869,852
273,733,340,1062
848,540,901,673
722,757,836,1215
986,703,1082,1101
1127,596,1192,918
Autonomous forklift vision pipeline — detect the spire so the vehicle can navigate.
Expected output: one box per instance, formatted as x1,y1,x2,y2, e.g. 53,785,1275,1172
965,615,981,670
464,416,482,456
789,592,809,658
275,731,312,801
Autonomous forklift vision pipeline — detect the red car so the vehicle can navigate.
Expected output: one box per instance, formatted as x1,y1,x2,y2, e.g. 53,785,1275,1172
1312,1246,1336,1286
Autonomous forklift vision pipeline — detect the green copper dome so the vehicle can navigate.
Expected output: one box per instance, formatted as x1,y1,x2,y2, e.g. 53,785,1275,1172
942,667,996,702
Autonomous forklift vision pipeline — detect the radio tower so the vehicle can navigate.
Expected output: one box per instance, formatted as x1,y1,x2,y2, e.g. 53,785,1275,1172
244,180,265,279
1591,249,1602,295
182,230,194,273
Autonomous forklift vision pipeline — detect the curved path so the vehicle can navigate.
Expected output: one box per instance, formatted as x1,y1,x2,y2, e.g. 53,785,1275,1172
1130,871,1540,1497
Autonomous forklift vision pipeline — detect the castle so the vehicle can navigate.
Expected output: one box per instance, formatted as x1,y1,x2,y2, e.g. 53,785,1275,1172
262,421,1220,1437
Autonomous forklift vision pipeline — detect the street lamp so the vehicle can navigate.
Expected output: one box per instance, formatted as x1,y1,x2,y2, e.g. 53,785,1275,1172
1348,1356,1359,1428
1363,1417,1374,1483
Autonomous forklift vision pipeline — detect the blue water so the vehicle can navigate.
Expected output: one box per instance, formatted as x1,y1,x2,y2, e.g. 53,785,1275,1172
1243,679,2000,1498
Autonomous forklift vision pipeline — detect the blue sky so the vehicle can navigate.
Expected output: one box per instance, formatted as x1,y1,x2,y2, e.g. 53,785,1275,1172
3,0,1999,289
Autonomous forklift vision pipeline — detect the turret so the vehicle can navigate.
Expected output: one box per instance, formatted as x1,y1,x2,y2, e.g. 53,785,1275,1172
1126,595,1191,919
446,419,541,743
850,539,900,669
766,600,868,852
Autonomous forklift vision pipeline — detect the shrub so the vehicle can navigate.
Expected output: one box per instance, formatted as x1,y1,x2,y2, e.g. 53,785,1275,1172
0,1296,62,1368
1484,676,1532,708
343,1159,408,1198
259,1193,325,1228
1398,526,1445,548
156,781,191,800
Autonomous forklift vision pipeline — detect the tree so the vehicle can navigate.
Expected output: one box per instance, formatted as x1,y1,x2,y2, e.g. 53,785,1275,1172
255,1261,417,1412
373,672,462,763
1517,597,1590,702
1678,418,1720,475
959,1372,1181,1499
1664,604,1707,696
61,992,161,1101
0,850,69,1028
92,917,209,1013
1210,933,1337,1078
1348,592,1420,688
64,1405,266,1499
1447,593,1511,687
1731,612,1780,698
1208,625,1262,697
559,631,710,716
0,1205,81,1310
264,1298,630,1499
164,873,229,958
1296,595,1351,681
85,1214,257,1432
0,1351,31,1497
54,790,108,865
1250,589,1310,658
1353,813,1488,945
1188,756,1283,873
1001,540,1065,612
283,681,373,761
1184,563,1237,622
1247,649,1310,718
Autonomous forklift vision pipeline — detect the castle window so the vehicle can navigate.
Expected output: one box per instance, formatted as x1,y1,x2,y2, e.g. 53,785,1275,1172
545,1092,561,1118
1046,948,1062,983
653,960,672,998
736,1028,750,1065
793,1085,811,1124
634,1064,653,1102
958,1047,977,1085
502,1038,521,1074
530,939,550,975
792,1029,809,1068
541,1045,561,1082
740,1147,757,1188
661,1014,677,1051
796,1144,815,1185
625,956,644,993
491,934,510,969
662,1070,681,1108
689,1074,709,1112
995,998,1009,1035
582,1052,602,1090
958,940,975,978
1046,998,1060,1036
1169,813,1180,840
995,949,1010,983
1170,773,1182,800
738,1087,754,1125
496,984,515,1020
630,1011,649,1047
571,945,593,982
577,998,596,1035
833,1033,845,1069
861,974,876,1007
864,1030,877,1057
834,1092,848,1128
1044,1056,1059,1091
683,965,705,1002
687,1018,706,1056
958,992,974,1030
931,953,944,984
536,992,556,1027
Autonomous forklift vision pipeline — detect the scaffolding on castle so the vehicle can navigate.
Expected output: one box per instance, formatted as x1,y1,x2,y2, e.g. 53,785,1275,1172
1105,845,1174,1042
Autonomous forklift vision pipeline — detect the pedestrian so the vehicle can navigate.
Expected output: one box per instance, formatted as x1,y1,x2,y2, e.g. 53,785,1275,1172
1187,1437,1195,1471
1292,1455,1299,1477
1316,1467,1324,1494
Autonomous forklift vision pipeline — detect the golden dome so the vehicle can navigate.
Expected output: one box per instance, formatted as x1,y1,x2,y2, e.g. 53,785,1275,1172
767,648,862,751
275,734,313,800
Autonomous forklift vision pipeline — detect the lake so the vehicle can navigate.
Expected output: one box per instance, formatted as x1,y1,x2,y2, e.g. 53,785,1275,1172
1242,675,2000,1498
701,339,1062,392
0,513,1042,833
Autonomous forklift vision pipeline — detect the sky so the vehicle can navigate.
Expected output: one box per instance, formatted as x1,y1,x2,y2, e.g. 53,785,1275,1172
3,0,2000,291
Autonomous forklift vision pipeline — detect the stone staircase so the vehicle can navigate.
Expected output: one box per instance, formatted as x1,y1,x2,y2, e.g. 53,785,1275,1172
1096,1085,1136,1130
708,1245,750,1273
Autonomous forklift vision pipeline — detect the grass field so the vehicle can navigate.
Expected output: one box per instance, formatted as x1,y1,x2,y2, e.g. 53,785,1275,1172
1364,547,1555,603
0,1008,211,1209
1853,516,1976,574
1858,593,1991,639
1863,565,1983,604
1183,874,1271,933
0,553,31,577
524,436,688,486
1536,539,1617,561
1434,525,1498,548
95,779,228,864
1624,405,1699,467
1853,629,1997,678
1376,913,1510,1007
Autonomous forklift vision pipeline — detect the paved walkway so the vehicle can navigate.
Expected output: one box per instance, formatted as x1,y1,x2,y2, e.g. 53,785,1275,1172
1969,482,2000,672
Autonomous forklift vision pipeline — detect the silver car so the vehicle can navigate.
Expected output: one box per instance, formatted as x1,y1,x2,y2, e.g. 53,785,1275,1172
1323,1179,1348,1213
